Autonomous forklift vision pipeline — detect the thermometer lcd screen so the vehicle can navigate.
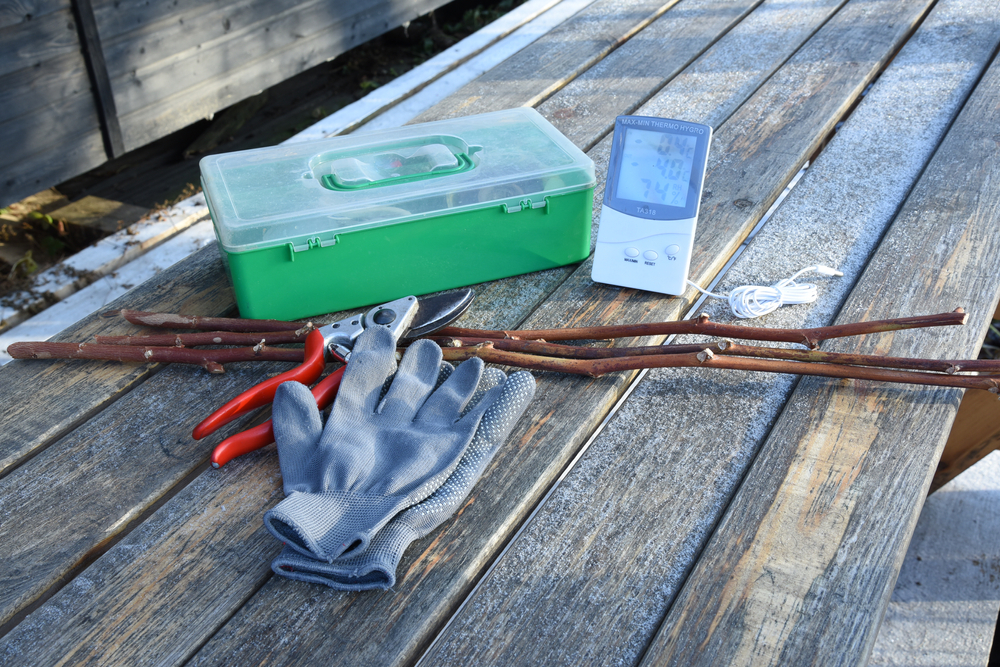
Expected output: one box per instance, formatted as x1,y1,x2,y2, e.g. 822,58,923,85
593,114,712,296
615,128,697,208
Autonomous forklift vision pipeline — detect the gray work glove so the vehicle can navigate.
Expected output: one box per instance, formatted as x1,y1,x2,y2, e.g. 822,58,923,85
270,366,535,589
263,325,505,562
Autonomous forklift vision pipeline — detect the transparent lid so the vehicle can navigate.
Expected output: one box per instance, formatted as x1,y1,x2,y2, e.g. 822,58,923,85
200,108,595,252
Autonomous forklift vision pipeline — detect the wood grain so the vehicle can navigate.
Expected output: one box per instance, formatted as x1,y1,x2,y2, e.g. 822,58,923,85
187,0,930,663
0,115,108,208
535,0,767,149
0,6,77,78
107,0,451,151
1,87,104,165
0,244,232,476
933,382,1000,493
75,0,125,157
0,356,268,629
1,447,284,665
418,0,994,662
0,49,91,125
3,0,990,665
1,0,789,660
642,28,1000,667
0,4,107,204
0,0,66,30
410,0,685,124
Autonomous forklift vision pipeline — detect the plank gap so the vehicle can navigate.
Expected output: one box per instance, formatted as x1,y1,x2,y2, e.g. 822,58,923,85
0,458,211,641
0,361,171,483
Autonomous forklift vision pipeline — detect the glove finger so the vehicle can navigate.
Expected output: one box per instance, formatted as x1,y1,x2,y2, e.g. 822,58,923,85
415,356,485,425
469,371,536,449
452,368,535,438
329,326,400,419
461,367,505,417
272,381,324,495
376,360,453,404
376,371,536,555
377,339,443,421
433,361,455,389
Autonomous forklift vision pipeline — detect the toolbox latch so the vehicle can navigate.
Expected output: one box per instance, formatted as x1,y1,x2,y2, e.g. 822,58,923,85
503,197,549,213
286,235,337,261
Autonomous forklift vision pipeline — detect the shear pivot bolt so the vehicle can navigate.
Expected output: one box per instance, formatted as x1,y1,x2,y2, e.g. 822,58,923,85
373,309,397,325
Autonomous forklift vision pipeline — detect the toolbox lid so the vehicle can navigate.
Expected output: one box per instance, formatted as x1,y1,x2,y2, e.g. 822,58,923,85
200,108,596,253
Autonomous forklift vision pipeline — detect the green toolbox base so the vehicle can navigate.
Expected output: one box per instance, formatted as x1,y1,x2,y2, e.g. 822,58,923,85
220,189,594,320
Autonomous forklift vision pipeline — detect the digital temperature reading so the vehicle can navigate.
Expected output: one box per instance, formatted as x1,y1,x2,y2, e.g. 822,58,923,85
592,116,712,296
615,128,696,207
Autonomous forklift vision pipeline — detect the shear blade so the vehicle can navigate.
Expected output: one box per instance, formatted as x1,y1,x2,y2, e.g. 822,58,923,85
405,288,474,339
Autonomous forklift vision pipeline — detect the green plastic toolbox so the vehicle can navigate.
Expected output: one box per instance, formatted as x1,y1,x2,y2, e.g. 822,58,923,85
199,107,596,320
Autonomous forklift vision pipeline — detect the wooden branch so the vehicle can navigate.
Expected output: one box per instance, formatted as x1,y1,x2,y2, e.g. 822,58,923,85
95,330,307,347
436,309,968,349
430,336,714,359
433,337,1000,374
11,306,996,391
707,341,1000,374
439,344,1000,392
6,341,303,373
435,335,1000,373
103,309,313,333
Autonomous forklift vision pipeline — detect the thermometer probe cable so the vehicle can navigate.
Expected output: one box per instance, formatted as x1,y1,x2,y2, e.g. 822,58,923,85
686,265,843,319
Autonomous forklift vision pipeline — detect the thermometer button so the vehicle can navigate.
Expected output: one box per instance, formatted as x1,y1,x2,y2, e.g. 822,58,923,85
643,250,659,261
625,247,640,258
665,244,680,255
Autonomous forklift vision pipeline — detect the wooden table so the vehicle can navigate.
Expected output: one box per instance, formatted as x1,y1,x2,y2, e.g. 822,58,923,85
3,0,1000,664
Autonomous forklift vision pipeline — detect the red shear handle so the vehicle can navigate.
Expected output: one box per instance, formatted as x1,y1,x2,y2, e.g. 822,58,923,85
210,366,345,468
193,328,327,440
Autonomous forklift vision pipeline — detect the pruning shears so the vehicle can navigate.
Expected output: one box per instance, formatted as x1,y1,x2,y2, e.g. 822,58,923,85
192,289,474,468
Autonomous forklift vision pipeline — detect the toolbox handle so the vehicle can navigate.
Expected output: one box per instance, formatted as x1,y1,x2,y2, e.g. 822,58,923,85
312,136,481,191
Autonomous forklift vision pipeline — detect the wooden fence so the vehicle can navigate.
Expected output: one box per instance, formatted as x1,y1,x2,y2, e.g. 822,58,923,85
1,0,452,206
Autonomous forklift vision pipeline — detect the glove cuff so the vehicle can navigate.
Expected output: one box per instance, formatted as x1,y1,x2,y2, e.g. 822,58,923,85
263,491,407,562
271,521,421,590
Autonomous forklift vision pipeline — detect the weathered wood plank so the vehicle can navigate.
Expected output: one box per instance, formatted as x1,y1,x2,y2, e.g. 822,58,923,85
182,0,933,663
99,0,344,77
0,86,103,166
535,0,765,149
0,5,78,79
0,0,66,29
642,32,1000,667
933,388,1000,492
0,267,574,658
0,350,271,631
0,4,108,205
1,0,973,662
75,0,125,157
538,0,844,148
91,0,239,40
109,0,451,151
0,48,91,125
351,0,601,135
410,0,685,123
419,0,998,662
0,441,285,664
0,120,107,209
0,0,803,659
543,0,849,239
0,244,231,477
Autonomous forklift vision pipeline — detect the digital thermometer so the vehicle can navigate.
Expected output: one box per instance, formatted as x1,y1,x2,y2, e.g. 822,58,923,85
592,115,712,295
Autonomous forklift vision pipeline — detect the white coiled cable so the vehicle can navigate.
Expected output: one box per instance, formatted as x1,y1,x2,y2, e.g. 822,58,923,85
687,265,843,319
